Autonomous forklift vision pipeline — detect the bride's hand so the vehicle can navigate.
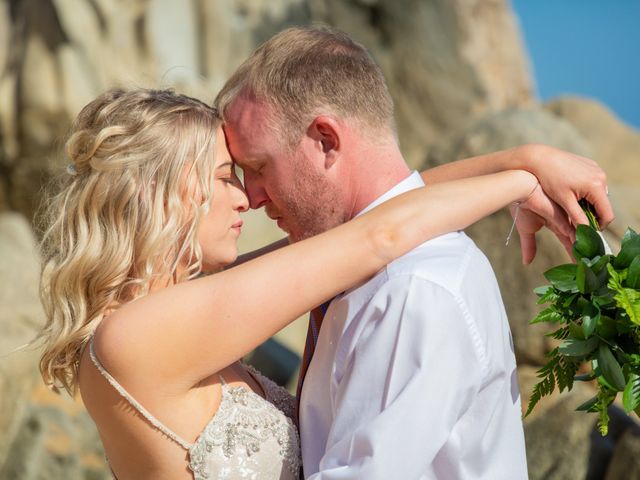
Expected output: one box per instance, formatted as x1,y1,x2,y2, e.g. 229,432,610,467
516,144,614,229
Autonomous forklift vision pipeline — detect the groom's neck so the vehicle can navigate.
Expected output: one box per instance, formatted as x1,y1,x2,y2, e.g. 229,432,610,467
345,140,411,220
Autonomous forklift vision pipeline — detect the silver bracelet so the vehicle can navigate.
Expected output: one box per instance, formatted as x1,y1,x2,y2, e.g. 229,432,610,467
505,182,540,246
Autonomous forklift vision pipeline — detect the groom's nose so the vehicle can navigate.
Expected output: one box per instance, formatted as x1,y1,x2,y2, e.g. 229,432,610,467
243,175,269,210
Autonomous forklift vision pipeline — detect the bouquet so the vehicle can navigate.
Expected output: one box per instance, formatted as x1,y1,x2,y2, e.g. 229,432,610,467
525,201,640,435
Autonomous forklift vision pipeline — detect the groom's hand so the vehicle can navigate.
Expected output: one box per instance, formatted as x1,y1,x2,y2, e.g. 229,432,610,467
516,144,614,229
513,189,574,265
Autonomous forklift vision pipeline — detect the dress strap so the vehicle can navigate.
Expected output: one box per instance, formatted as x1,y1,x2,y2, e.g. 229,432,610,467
88,338,193,451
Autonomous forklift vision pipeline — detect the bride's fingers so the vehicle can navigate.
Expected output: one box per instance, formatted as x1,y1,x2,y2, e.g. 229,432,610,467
584,188,615,229
559,194,590,228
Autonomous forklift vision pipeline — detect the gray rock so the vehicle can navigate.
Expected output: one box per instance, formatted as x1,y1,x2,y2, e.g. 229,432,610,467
605,427,640,480
0,213,44,468
519,365,598,480
310,0,533,166
587,406,640,480
0,393,110,480
0,212,108,478
545,96,640,188
426,107,592,166
0,0,534,218
0,1,8,77
545,96,640,238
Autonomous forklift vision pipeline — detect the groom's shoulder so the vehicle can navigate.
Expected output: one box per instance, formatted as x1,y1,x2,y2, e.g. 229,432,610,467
384,230,493,291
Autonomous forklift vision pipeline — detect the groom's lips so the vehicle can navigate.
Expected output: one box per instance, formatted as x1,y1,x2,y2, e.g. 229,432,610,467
265,207,288,231
274,217,288,231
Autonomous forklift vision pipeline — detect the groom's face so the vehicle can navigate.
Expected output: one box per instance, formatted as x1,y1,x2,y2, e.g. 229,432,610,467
223,98,346,242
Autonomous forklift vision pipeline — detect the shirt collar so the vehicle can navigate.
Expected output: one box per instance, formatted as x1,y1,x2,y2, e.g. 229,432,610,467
355,171,425,219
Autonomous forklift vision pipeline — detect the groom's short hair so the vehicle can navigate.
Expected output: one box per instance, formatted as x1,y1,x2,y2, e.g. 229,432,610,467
215,25,395,147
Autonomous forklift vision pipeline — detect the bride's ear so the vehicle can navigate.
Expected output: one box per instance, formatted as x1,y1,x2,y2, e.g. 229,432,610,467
308,116,340,169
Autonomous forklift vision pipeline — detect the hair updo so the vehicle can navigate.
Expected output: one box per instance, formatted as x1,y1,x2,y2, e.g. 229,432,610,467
38,88,221,394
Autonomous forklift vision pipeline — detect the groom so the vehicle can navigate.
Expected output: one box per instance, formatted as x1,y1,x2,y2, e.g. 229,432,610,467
216,26,612,479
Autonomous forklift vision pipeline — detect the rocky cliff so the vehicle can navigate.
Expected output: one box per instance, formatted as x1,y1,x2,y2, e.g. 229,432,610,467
0,1,638,479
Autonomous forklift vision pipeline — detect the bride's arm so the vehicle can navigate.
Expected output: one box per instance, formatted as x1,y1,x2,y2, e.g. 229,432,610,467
96,170,538,387
421,144,612,227
230,145,584,269
420,144,614,263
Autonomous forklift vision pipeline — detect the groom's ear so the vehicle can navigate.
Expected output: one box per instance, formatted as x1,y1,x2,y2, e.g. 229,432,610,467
309,116,340,169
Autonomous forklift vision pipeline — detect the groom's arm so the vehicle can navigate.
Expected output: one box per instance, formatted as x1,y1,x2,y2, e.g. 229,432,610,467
306,274,522,479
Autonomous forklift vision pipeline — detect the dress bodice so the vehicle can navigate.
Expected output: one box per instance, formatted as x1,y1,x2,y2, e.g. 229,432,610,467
88,341,301,480
188,365,301,479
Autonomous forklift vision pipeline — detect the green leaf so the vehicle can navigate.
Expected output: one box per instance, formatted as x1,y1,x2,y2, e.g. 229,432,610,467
530,306,563,324
589,255,612,273
575,372,596,382
595,389,617,436
525,349,578,417
545,326,570,339
562,293,578,308
582,310,600,339
525,361,557,417
596,344,626,391
576,395,599,412
607,264,640,326
595,314,617,339
592,293,615,309
534,285,552,296
573,224,605,260
535,285,560,305
615,234,640,268
623,373,640,413
577,259,600,294
579,199,601,231
622,227,639,247
544,264,578,292
559,336,599,357
555,355,579,392
594,359,618,391
569,321,586,340
627,256,640,289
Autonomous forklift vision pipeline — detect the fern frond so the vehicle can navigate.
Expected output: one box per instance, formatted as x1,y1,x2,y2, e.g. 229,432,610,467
555,355,579,392
525,352,560,417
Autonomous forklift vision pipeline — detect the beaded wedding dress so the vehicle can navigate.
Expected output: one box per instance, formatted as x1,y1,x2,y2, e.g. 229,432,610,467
89,340,301,479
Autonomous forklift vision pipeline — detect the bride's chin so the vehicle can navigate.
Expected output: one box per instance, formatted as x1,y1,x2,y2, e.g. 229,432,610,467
202,255,237,274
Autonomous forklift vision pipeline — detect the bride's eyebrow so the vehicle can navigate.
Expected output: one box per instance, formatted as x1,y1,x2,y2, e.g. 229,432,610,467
216,161,233,170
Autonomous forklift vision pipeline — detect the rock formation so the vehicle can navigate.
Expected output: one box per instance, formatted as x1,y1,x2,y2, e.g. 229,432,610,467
0,1,638,479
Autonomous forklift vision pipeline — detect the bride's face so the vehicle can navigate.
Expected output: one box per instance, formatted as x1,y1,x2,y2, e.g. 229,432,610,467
197,127,249,272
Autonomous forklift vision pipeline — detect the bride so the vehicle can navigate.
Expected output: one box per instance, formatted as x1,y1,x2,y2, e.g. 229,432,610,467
38,87,561,479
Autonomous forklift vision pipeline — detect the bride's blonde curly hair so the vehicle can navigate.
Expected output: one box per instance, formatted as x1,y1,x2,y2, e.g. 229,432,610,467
37,88,221,395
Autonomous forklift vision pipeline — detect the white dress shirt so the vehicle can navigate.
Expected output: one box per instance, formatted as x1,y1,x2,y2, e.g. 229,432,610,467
299,172,528,479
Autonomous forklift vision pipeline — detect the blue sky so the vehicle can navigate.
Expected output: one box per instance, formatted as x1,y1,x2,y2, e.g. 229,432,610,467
513,0,640,129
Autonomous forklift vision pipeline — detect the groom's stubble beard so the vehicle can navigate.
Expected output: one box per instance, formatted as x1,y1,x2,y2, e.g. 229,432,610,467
278,164,347,243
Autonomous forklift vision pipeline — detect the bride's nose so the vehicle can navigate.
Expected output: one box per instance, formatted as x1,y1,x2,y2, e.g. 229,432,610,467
233,183,249,212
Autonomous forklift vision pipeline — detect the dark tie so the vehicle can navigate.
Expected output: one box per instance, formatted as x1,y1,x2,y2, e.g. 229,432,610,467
295,301,330,421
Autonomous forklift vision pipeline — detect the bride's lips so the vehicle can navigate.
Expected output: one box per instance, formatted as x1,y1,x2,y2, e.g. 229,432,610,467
231,220,243,234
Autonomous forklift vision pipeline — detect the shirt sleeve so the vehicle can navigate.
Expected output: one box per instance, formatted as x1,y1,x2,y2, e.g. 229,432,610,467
306,274,486,480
